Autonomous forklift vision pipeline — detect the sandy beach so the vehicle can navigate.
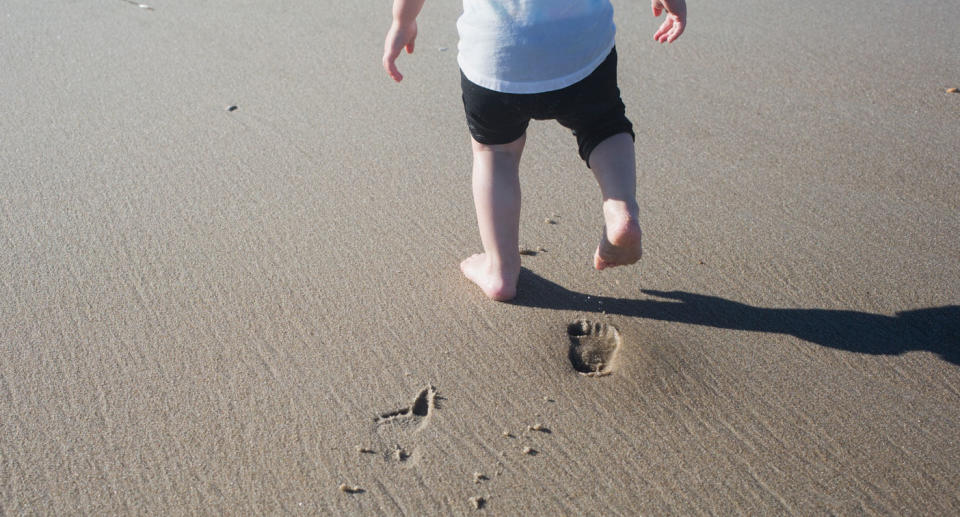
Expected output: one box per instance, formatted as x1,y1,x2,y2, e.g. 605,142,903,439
2,0,959,514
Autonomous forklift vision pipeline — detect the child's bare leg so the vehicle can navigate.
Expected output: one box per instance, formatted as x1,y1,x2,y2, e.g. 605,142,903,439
460,134,526,301
588,132,643,270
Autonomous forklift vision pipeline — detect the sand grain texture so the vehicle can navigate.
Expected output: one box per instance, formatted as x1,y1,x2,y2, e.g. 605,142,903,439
2,0,959,514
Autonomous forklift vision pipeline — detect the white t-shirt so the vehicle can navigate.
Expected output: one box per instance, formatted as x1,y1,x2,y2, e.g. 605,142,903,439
457,0,616,94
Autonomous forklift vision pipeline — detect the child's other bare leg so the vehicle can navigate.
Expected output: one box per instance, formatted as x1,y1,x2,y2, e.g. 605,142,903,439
589,132,643,270
461,134,526,301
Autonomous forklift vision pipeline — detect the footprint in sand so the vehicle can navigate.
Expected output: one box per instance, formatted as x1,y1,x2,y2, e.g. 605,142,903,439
567,320,621,376
369,385,439,465
374,385,438,430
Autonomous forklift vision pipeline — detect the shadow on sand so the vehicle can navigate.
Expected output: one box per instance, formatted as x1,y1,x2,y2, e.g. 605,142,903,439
511,269,960,366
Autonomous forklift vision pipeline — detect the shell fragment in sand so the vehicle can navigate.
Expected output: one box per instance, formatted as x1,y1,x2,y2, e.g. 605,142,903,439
338,483,363,494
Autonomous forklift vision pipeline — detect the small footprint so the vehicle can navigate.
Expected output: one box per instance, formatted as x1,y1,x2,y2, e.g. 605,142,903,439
368,386,439,469
375,385,438,430
567,320,621,376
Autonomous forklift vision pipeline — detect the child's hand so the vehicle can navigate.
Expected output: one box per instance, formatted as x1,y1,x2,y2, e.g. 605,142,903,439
383,20,418,82
651,0,686,43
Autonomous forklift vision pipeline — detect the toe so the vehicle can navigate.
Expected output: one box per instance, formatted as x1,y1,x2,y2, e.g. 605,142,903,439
594,250,607,270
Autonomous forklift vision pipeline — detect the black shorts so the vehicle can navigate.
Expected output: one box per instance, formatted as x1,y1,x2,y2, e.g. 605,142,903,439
461,48,634,168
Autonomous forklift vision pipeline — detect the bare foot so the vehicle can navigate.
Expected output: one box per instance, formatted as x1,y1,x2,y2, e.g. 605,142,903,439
594,214,643,270
460,253,520,301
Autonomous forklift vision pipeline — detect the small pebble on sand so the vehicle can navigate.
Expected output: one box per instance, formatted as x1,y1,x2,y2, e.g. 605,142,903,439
947,87,958,93
226,105,238,112
339,483,362,494
473,472,487,483
522,446,535,455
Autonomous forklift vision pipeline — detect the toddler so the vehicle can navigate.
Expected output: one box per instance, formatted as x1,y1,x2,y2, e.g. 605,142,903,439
383,0,686,301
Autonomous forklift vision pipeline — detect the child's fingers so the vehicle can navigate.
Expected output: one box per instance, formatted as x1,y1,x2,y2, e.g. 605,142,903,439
666,19,684,42
653,16,684,43
404,23,418,54
387,61,403,82
382,50,403,82
651,0,663,17
653,18,671,41
382,21,416,82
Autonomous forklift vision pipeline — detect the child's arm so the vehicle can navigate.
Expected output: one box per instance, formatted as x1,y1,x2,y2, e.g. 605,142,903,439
651,0,686,43
383,0,426,82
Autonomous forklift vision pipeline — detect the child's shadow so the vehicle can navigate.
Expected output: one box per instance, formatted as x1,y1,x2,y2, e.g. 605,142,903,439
512,269,960,366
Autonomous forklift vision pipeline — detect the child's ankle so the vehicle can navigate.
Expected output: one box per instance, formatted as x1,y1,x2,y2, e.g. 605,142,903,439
486,252,521,274
602,198,639,221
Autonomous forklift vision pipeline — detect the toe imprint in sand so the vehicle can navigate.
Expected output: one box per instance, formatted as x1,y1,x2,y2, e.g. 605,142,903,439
567,320,621,376
469,496,486,509
375,385,438,430
391,444,411,462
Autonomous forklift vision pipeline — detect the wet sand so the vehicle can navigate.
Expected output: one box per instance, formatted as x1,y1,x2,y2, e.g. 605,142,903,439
2,0,959,514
